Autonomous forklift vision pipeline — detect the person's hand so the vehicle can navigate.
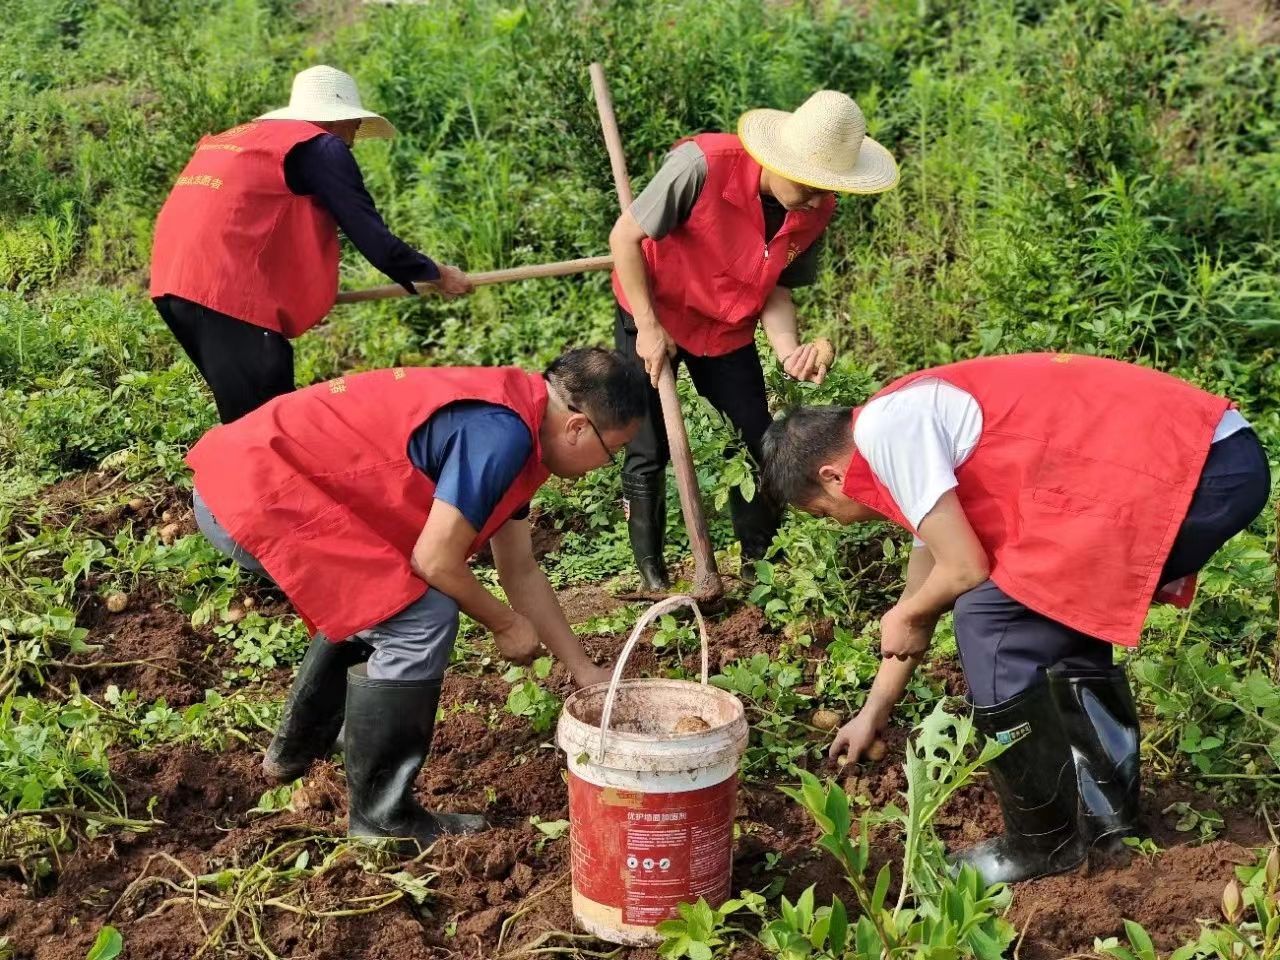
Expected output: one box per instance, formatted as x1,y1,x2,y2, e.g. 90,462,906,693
572,661,614,688
879,603,932,662
494,612,540,665
434,264,473,299
635,322,677,388
781,341,830,384
829,711,883,763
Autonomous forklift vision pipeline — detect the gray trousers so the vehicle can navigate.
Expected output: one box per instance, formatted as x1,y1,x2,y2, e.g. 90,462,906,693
193,490,460,681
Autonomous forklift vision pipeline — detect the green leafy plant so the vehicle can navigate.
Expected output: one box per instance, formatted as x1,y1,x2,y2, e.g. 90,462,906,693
504,657,561,733
758,885,849,960
216,611,308,674
84,926,123,960
1122,836,1164,862
657,896,751,960
1164,802,1226,844
775,701,1015,959
713,652,813,777
529,815,570,853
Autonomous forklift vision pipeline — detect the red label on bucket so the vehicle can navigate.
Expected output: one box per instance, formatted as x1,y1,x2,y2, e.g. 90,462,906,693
567,773,736,926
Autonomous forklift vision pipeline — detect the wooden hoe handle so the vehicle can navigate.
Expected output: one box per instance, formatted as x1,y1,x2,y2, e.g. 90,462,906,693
334,255,613,303
588,62,723,601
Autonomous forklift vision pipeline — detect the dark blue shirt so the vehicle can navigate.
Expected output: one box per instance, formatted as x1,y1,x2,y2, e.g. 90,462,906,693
407,402,534,531
284,133,440,295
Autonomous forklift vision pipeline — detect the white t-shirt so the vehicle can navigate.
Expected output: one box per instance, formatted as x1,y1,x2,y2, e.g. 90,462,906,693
853,379,1250,547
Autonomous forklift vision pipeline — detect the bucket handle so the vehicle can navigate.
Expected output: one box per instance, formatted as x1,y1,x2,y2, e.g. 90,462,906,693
596,594,710,761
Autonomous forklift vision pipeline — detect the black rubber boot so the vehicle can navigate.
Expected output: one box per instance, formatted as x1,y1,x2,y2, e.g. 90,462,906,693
1049,665,1141,850
949,682,1087,886
262,636,371,782
729,483,781,581
344,666,487,849
622,472,669,592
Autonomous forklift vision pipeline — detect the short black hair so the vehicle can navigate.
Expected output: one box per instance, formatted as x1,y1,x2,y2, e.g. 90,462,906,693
761,406,855,506
544,348,648,430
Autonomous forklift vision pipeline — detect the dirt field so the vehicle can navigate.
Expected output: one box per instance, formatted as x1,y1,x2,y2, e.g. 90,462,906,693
1,572,1267,960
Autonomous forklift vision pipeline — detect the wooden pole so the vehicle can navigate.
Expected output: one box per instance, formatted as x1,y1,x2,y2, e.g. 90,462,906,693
333,254,613,304
588,62,723,602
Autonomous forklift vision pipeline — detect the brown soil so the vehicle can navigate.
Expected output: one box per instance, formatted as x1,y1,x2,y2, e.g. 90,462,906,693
1181,0,1280,42
7,476,195,542
3,589,1272,960
47,586,223,706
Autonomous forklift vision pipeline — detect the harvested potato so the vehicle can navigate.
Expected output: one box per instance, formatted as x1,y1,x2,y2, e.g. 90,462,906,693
224,604,246,624
161,508,175,523
814,337,835,370
291,783,330,813
833,738,887,767
105,592,129,614
672,715,710,734
159,522,180,545
811,708,843,731
242,596,256,610
127,497,147,513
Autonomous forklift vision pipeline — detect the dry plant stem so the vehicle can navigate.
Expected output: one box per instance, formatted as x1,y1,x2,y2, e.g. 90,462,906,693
1012,906,1039,960
47,657,187,678
507,931,624,959
496,871,571,955
0,806,158,829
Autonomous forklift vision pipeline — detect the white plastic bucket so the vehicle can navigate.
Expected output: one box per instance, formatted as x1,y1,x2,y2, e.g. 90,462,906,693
556,596,749,945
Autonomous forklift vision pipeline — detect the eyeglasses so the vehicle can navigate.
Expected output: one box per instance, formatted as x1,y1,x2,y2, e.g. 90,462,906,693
569,403,621,466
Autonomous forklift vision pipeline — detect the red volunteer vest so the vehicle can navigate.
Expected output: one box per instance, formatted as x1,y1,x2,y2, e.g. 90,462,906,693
612,133,835,357
841,354,1232,647
186,367,551,641
150,120,340,338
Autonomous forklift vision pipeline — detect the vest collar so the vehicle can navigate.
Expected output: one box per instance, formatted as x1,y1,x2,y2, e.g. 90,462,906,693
719,147,831,242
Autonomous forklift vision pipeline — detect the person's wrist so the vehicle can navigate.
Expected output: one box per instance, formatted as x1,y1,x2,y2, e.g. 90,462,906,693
489,605,518,634
864,701,893,729
893,599,930,628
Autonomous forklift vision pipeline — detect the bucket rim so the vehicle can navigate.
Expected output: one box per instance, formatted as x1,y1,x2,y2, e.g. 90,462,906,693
561,676,746,743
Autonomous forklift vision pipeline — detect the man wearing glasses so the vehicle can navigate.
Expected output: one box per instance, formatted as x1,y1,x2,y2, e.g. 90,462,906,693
185,348,646,848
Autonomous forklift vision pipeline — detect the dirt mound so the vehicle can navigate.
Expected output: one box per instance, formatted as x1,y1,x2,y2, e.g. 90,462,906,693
0,743,277,959
50,589,221,706
115,744,270,831
1011,839,1258,957
5,603,1273,960
426,673,570,821
577,600,780,680
8,477,193,542
1183,0,1280,42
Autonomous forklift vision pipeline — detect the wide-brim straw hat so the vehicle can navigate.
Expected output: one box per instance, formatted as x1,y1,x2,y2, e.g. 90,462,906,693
258,65,396,141
739,90,898,194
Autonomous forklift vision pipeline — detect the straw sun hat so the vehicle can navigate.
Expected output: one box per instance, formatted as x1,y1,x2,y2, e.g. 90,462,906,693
258,65,396,141
739,90,898,194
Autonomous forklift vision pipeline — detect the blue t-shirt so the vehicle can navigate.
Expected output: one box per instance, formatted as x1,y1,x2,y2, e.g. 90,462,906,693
407,401,534,531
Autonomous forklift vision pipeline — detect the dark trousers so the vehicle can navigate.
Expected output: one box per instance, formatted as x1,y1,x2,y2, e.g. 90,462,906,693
955,429,1271,705
614,304,780,556
155,295,295,423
